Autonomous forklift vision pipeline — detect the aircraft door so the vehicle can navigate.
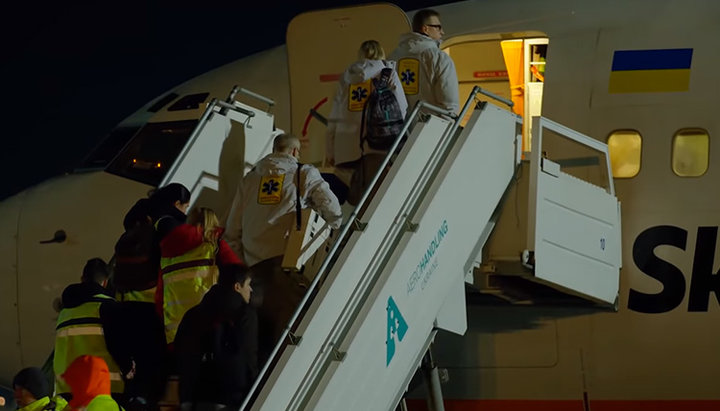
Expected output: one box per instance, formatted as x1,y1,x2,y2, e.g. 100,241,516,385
286,3,410,164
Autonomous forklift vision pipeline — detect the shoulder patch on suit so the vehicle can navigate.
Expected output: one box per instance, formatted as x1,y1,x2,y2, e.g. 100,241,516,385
348,79,373,112
258,174,285,205
397,58,419,95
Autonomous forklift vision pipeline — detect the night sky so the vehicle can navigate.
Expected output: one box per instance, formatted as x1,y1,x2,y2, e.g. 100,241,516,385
0,0,452,200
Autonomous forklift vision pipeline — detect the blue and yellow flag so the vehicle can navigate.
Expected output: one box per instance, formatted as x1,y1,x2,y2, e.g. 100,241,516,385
609,48,693,93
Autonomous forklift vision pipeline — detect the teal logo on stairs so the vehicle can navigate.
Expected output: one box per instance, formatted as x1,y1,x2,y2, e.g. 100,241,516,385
386,296,409,366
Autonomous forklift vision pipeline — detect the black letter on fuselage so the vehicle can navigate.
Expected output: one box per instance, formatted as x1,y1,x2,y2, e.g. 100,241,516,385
629,225,687,314
688,226,720,312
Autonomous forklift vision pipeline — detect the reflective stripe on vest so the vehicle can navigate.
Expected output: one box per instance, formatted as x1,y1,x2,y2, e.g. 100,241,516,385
117,286,156,304
53,294,125,395
161,242,218,343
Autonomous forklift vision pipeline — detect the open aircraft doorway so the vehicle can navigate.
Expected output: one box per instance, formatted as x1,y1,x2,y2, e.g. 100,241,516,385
442,33,548,152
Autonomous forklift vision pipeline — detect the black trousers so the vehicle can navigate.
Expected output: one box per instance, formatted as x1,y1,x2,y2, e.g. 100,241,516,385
249,256,305,367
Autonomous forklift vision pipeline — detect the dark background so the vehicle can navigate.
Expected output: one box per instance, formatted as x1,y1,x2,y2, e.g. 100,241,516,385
0,0,452,200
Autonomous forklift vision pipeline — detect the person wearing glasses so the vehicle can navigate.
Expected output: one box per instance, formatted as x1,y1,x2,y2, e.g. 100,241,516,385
389,9,459,114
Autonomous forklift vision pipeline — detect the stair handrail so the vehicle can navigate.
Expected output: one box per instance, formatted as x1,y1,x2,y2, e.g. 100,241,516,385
239,87,275,112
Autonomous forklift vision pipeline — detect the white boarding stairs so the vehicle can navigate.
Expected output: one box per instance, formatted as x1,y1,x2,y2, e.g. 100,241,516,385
153,85,621,410
243,88,621,410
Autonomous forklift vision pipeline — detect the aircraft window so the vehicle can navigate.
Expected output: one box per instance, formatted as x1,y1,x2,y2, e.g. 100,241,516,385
76,126,142,170
542,127,611,192
167,93,210,111
607,130,642,178
147,92,179,113
672,128,709,177
105,120,198,186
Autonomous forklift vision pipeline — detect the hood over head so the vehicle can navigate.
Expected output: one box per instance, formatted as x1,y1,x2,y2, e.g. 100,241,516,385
62,355,111,409
12,367,50,400
346,59,395,84
397,32,441,52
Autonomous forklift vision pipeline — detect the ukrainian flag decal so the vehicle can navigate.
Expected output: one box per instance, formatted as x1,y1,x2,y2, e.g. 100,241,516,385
258,174,284,205
609,48,693,93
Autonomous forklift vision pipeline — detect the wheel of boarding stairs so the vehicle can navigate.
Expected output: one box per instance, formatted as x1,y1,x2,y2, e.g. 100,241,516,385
157,375,180,411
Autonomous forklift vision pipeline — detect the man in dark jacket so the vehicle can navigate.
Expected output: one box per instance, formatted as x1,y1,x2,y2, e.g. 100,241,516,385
174,263,257,410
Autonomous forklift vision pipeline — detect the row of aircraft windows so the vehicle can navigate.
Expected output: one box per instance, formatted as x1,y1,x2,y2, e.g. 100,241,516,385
607,129,710,178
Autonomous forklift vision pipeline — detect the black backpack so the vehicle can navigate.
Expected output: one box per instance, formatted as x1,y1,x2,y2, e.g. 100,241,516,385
113,220,161,295
195,319,251,405
361,67,405,151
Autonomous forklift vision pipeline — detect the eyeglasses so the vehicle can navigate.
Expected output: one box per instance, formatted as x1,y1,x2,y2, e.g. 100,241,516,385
426,24,442,30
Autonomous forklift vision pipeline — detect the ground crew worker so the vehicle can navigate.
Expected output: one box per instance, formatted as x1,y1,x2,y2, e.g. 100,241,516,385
389,8,459,114
53,258,125,401
12,367,67,411
225,133,342,365
62,356,125,411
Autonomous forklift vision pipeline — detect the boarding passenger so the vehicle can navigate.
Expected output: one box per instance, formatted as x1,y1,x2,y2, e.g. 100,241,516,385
174,264,257,410
113,188,193,408
53,259,126,401
113,184,191,307
145,183,191,320
225,133,342,365
326,40,408,205
157,207,242,345
389,9,459,114
12,367,67,411
61,356,124,411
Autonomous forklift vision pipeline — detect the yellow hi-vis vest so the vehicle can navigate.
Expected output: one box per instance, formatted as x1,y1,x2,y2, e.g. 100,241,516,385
54,294,124,395
161,242,218,343
87,394,125,411
17,396,68,411
116,287,156,304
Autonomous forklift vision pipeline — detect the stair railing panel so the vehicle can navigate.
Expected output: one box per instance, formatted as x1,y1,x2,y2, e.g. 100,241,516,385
309,102,520,411
528,116,621,305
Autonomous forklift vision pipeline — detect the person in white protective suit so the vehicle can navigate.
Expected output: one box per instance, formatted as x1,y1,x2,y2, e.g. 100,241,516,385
325,40,408,168
325,39,408,205
224,133,342,365
389,8,460,114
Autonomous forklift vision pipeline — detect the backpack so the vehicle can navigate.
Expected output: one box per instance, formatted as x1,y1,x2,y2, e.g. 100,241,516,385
195,318,251,405
361,67,405,151
113,220,161,294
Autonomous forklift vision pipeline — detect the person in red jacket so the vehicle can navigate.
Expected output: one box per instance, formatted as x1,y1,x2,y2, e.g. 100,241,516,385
156,207,242,346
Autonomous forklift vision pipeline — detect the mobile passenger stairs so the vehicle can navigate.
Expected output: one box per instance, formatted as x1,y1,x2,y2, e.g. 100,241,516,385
160,86,622,411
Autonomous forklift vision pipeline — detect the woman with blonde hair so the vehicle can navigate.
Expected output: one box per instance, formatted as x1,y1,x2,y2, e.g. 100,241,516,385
156,206,242,345
325,39,408,205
